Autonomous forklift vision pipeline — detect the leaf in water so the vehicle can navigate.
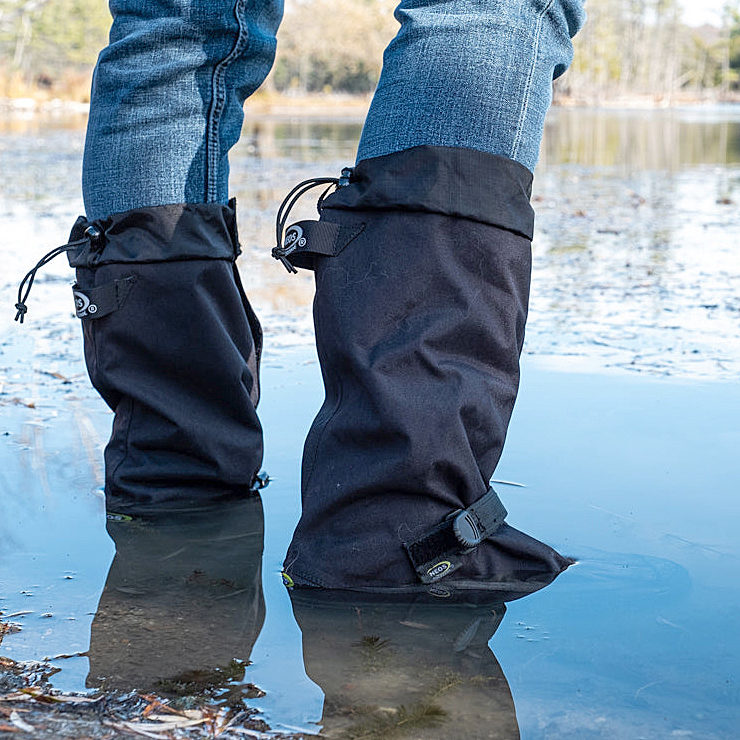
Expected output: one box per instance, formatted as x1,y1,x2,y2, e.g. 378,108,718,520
10,711,34,734
397,620,432,630
10,398,35,408
226,728,273,738
36,370,72,383
104,720,171,739
145,713,206,729
141,696,180,718
0,622,22,647
48,651,88,660
0,686,95,705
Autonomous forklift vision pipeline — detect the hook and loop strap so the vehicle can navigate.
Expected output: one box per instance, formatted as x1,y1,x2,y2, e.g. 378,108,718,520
403,486,508,584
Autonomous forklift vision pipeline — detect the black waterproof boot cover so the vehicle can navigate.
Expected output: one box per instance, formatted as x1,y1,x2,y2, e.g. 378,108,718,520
278,146,572,591
66,201,263,514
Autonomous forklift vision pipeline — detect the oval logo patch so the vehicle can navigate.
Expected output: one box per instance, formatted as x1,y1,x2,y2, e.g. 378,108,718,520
284,224,306,253
427,560,452,580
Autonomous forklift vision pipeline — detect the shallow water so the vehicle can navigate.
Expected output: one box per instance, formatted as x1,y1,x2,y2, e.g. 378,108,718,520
0,106,739,738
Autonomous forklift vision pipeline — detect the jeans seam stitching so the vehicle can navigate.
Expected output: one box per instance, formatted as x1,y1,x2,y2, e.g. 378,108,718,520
511,0,554,162
205,0,249,202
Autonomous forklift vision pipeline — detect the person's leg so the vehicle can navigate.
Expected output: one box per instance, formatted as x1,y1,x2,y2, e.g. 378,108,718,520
83,0,283,219
281,0,586,590
72,0,283,513
357,0,585,170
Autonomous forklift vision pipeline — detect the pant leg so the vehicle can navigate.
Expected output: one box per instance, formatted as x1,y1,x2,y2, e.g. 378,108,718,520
82,0,283,220
357,0,586,172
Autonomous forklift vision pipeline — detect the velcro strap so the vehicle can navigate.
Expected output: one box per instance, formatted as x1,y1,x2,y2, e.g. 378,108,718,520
466,486,508,541
273,220,364,272
403,487,508,584
72,276,136,320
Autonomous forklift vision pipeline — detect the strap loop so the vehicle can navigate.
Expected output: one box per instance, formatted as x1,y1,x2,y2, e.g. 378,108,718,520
272,167,357,273
272,220,365,272
403,486,508,584
72,276,137,320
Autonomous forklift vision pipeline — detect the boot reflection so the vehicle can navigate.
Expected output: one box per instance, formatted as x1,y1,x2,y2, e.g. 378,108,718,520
86,496,265,703
290,582,556,740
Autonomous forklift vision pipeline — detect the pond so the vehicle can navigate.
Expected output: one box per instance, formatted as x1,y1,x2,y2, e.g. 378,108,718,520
0,104,738,738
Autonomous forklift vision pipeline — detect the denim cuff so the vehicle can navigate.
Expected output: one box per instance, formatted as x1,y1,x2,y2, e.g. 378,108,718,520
323,146,535,241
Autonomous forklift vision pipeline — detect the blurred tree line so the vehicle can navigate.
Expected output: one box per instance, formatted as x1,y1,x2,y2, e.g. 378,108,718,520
561,0,740,101
1,0,739,101
0,0,110,97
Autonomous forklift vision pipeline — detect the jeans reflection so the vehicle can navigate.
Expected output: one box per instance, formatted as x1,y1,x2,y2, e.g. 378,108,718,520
86,496,265,703
289,575,562,740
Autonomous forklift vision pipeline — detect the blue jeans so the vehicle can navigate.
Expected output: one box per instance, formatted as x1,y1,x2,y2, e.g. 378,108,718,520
82,0,585,220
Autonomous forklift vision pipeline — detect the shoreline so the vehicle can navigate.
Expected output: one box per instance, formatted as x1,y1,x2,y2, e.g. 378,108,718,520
2,91,740,119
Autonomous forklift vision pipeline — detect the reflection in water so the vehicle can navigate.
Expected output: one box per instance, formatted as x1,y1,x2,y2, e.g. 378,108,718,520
86,496,265,704
84,480,563,737
289,576,562,740
238,118,364,163
542,106,740,169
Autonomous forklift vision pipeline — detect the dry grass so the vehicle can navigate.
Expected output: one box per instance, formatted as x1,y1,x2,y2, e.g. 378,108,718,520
0,66,93,104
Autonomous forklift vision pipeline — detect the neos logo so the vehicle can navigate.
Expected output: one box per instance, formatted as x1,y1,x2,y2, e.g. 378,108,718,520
427,560,452,580
284,224,307,253
73,290,97,317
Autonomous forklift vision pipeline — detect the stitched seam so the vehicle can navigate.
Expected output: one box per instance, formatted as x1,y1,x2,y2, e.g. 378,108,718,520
205,0,249,201
109,395,135,489
302,356,344,495
510,0,554,162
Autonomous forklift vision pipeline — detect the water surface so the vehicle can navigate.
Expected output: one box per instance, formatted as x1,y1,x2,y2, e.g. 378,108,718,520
1,105,738,738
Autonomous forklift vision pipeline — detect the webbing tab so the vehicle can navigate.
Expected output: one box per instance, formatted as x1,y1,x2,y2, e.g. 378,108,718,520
72,276,136,320
272,220,364,272
403,487,508,584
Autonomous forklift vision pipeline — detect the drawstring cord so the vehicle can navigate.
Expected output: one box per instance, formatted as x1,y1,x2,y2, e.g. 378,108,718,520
272,167,352,273
14,225,101,323
15,239,85,323
18,169,355,321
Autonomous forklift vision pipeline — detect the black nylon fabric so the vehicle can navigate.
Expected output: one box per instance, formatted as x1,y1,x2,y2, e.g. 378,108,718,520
282,146,571,590
67,200,240,266
323,145,535,240
69,201,263,513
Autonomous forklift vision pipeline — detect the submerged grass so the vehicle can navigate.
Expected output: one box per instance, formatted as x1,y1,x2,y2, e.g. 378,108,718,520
342,701,448,740
352,635,393,672
334,668,465,740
